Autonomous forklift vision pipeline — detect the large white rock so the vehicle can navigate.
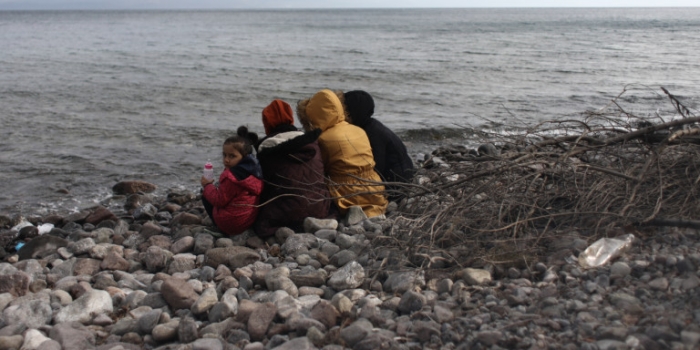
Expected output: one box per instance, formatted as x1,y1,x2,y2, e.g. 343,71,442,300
21,329,51,350
54,289,113,324
328,261,365,291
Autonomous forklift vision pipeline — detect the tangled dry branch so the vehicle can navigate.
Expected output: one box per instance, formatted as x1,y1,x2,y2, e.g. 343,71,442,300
378,87,700,274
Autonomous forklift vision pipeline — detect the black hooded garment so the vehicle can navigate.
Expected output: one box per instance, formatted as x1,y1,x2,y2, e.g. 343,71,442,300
344,91,415,186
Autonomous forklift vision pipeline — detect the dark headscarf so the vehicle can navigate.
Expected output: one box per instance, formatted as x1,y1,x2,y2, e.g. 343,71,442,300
344,90,375,127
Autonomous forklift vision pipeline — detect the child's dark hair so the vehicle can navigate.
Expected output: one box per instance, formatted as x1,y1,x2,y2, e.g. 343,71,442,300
224,126,259,156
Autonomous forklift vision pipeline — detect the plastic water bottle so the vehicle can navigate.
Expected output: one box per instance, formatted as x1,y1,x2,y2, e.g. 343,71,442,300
203,160,214,181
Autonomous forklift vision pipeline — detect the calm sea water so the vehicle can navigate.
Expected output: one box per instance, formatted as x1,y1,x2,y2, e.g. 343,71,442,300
1,8,699,215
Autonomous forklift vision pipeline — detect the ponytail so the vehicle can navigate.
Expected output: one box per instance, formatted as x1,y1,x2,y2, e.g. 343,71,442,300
224,126,259,157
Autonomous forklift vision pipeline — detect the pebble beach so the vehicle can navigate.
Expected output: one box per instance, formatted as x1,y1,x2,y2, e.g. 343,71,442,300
0,171,699,350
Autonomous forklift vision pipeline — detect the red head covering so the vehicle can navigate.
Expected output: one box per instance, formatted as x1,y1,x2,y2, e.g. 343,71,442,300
262,99,294,135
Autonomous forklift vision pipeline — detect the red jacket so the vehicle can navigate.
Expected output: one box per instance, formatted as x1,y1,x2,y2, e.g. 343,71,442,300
202,156,263,236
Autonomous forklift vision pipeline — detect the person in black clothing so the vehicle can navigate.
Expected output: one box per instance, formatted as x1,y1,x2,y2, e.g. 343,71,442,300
343,90,415,201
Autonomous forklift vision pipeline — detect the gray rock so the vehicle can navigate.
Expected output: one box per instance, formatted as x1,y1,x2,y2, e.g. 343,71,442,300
208,302,233,323
0,293,14,311
477,330,503,346
0,271,31,297
413,320,440,343
221,288,239,314
49,322,96,350
478,143,500,157
161,278,198,311
177,317,199,343
54,289,113,324
335,234,357,250
265,267,299,298
648,277,669,291
383,271,425,294
354,332,399,350
144,246,172,273
610,262,631,279
113,180,157,195
288,316,327,335
100,251,130,271
272,227,295,243
167,253,196,274
22,329,51,350
200,265,216,282
0,335,23,350
397,290,426,315
608,293,643,315
191,287,218,315
595,339,629,350
681,331,700,349
314,229,337,242
281,234,318,258
319,241,340,257
273,294,300,319
328,261,364,291
303,217,338,233
2,299,52,328
205,246,261,269
270,336,316,350
344,206,367,226
193,233,215,255
456,268,492,285
151,320,179,343
682,275,700,290
330,250,357,267
248,302,277,341
192,338,224,350
137,309,162,335
68,238,96,255
339,318,373,347
170,236,195,254
133,203,158,220
309,300,339,330
171,212,201,226
110,317,138,336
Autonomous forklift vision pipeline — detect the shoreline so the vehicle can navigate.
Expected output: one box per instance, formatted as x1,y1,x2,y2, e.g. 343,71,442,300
0,153,699,349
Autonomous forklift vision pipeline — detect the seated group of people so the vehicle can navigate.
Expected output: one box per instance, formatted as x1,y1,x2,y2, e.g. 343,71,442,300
200,89,415,237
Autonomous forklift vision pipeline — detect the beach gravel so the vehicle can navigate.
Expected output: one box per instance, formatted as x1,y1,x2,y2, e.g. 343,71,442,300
0,183,698,350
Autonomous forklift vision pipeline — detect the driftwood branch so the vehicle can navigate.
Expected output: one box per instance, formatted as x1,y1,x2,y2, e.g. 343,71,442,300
375,87,700,271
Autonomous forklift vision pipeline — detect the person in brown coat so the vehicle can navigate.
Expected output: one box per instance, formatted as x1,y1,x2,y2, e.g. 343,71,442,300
253,99,331,237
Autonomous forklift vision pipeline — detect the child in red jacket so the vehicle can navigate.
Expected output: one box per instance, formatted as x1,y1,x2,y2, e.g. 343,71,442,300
201,126,263,236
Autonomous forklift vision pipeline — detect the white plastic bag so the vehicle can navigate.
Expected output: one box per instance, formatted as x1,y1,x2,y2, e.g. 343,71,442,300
578,233,635,269
37,223,54,235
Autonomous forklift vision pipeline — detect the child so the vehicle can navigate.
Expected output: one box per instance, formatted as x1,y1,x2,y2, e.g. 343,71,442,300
201,126,263,236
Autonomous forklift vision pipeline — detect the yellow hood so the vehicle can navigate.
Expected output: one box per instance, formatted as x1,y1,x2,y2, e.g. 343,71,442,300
305,89,345,132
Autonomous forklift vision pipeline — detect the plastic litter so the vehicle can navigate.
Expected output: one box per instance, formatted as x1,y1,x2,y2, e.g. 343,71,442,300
578,233,635,268
15,242,25,251
38,223,54,235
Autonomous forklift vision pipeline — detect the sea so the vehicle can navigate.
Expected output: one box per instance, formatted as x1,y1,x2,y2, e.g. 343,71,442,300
1,8,699,216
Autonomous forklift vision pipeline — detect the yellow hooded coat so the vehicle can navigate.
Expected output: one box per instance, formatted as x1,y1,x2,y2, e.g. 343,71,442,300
306,89,388,217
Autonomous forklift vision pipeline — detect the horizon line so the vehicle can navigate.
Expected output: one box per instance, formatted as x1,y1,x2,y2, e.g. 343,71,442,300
1,5,699,10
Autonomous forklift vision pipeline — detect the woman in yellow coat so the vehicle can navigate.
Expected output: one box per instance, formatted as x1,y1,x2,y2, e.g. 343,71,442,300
299,89,388,218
